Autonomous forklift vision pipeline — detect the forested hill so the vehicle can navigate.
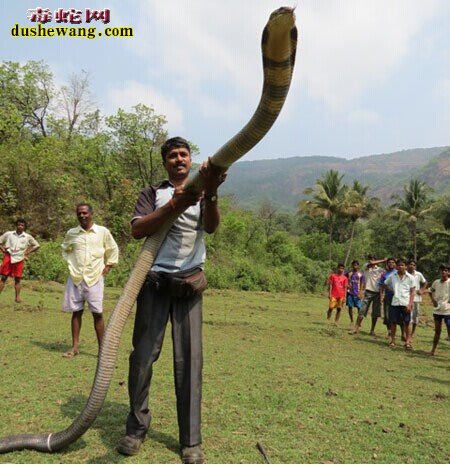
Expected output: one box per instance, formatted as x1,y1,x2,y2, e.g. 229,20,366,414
221,146,450,210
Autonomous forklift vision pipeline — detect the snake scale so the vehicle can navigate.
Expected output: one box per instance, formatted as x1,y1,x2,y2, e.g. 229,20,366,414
0,6,297,454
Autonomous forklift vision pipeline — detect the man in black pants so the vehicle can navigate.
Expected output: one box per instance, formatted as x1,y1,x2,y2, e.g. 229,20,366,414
117,137,226,464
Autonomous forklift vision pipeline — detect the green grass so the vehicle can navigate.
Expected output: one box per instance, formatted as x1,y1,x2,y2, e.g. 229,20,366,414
0,281,449,463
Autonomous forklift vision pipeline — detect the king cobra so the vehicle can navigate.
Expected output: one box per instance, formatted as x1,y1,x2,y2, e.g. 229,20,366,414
0,6,297,454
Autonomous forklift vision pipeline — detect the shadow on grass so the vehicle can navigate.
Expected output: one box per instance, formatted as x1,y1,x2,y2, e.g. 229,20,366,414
353,335,389,349
59,395,179,463
30,340,98,359
415,375,450,387
405,349,435,360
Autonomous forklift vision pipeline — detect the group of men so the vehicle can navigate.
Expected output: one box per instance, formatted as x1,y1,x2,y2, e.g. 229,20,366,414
0,207,120,358
327,256,450,355
0,136,226,464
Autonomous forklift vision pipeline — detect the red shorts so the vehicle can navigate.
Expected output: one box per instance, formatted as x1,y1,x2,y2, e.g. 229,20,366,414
0,253,25,278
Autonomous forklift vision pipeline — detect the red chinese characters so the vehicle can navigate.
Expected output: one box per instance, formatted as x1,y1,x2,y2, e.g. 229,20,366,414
85,8,111,24
26,7,111,25
27,7,52,24
57,8,83,24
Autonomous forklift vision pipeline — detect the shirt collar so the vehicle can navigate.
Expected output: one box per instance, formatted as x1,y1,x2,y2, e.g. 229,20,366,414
158,179,174,188
13,231,26,237
75,223,98,234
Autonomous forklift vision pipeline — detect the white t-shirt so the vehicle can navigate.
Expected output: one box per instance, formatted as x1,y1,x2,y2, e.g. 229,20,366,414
410,271,426,302
430,279,450,315
363,263,383,292
385,272,415,307
0,231,39,263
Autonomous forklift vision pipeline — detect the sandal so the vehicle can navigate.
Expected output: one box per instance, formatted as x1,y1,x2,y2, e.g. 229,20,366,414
405,344,413,351
388,342,396,348
62,350,79,358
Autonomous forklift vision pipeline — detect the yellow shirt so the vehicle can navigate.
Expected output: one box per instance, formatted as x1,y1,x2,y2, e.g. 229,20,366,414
0,231,40,264
61,224,119,287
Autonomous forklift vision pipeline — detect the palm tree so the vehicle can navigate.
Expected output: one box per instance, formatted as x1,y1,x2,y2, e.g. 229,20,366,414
300,169,347,261
392,179,433,261
343,181,379,266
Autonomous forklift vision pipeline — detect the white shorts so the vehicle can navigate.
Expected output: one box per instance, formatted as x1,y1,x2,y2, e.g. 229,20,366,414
411,302,420,324
62,276,104,314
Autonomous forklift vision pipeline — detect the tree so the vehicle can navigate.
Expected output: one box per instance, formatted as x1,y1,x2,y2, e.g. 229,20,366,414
300,170,347,261
106,104,168,188
60,70,93,138
343,180,379,266
258,200,277,240
392,179,433,261
0,61,54,137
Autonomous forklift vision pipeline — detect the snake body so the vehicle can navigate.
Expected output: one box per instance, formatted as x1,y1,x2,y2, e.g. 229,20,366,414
0,7,297,454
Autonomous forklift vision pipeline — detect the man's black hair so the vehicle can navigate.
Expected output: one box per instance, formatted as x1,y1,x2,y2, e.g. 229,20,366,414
396,258,406,266
387,257,396,262
367,254,375,261
408,259,416,265
351,260,359,266
438,263,450,271
161,136,191,162
337,263,345,268
76,203,93,213
15,218,27,228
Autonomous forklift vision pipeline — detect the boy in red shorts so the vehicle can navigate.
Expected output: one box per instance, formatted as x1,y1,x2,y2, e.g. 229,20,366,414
0,219,40,303
327,263,349,325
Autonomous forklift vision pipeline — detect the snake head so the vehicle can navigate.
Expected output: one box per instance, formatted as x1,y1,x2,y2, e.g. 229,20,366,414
269,6,296,24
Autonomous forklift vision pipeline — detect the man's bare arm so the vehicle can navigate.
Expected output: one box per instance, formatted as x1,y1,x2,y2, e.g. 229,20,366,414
199,158,227,235
132,188,201,239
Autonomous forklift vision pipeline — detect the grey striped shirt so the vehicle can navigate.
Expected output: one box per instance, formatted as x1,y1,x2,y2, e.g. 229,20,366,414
132,181,205,273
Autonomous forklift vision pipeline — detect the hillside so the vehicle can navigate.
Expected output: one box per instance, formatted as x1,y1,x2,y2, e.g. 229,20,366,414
221,146,450,210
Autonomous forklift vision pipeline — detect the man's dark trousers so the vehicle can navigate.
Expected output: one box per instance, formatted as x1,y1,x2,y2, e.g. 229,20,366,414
126,278,203,446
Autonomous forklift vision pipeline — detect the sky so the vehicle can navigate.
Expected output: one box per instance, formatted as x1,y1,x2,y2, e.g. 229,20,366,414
1,0,449,162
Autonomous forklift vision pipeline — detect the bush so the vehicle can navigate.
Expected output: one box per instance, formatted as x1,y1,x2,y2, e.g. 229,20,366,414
24,239,67,282
23,238,143,287
22,231,331,295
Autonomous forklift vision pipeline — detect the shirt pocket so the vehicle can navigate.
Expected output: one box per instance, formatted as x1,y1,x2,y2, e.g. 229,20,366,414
91,247,105,259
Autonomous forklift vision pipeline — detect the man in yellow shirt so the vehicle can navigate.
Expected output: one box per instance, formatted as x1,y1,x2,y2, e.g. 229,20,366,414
61,203,119,358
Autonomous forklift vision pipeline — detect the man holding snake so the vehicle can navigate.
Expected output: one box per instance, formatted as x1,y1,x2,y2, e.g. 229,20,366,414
117,137,226,464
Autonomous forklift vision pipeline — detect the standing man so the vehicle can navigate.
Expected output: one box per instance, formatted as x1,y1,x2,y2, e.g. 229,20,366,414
0,219,40,303
345,260,365,326
350,255,385,335
379,258,397,338
406,259,427,339
384,259,415,349
327,263,348,325
117,137,227,464
429,264,450,356
61,203,119,358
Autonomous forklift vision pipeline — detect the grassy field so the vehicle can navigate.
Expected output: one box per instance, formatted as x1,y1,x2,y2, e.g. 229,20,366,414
0,281,449,464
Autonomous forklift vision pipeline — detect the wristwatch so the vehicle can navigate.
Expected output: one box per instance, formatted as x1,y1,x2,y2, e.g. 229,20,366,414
204,193,218,202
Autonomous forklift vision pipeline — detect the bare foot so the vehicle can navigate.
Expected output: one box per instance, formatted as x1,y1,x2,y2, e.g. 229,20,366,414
63,349,80,358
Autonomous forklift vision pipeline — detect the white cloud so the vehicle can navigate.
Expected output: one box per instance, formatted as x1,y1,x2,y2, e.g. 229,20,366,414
434,78,450,101
298,0,443,109
122,0,444,124
348,109,381,125
106,81,184,131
